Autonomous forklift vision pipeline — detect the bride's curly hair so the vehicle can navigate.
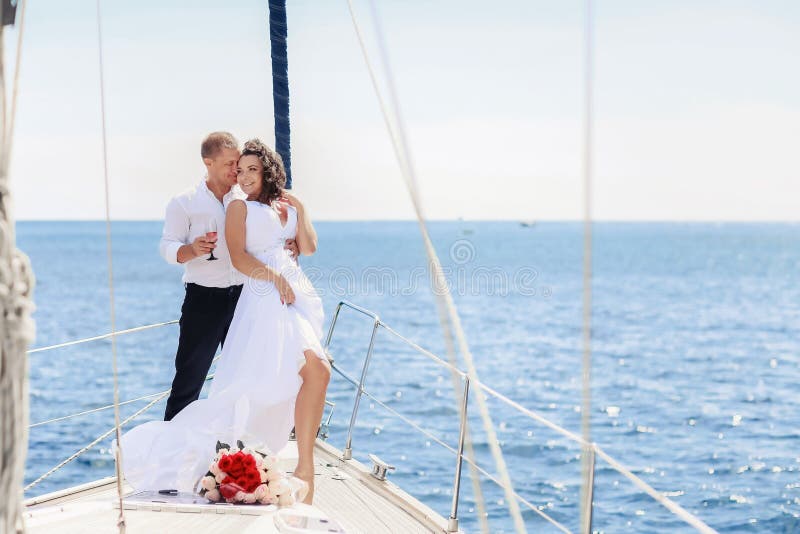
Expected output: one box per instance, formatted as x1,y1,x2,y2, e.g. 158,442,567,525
241,138,286,205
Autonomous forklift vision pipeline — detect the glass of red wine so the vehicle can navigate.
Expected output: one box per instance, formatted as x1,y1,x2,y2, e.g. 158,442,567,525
206,218,218,261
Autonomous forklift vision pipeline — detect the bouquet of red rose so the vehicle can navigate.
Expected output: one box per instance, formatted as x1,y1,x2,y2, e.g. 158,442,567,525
198,440,297,506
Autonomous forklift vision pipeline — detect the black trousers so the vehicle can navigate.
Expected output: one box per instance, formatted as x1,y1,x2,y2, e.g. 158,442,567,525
164,283,243,421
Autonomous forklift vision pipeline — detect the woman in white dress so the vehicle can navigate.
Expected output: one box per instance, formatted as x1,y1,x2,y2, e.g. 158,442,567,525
121,139,330,504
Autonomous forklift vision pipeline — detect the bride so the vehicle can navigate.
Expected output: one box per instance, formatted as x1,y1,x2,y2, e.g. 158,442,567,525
121,139,330,504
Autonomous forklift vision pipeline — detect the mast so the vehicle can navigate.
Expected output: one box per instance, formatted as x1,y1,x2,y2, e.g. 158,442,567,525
267,0,292,189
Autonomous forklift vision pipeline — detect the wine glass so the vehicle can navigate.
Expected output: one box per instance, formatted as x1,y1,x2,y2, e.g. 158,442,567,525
206,218,218,261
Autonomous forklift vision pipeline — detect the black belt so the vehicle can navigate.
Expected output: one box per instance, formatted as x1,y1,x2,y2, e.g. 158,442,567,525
185,283,242,295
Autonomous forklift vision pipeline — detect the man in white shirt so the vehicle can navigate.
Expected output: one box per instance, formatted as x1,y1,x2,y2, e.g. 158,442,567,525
159,132,277,420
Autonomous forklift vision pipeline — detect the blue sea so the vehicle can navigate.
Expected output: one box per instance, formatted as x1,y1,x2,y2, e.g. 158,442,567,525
19,221,800,533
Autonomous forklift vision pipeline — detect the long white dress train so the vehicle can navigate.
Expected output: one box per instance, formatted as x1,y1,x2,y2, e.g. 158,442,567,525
120,200,325,492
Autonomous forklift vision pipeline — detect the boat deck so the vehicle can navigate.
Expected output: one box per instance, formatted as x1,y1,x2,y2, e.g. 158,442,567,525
24,440,449,534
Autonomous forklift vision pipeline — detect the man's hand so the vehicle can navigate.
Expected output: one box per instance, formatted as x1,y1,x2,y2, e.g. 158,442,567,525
280,191,302,210
284,238,299,260
190,235,216,258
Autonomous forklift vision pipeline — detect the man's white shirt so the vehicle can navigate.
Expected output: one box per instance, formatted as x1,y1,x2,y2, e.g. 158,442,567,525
159,180,247,288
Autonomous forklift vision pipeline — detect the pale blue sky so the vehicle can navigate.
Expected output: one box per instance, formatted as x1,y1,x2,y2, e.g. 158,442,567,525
9,0,800,220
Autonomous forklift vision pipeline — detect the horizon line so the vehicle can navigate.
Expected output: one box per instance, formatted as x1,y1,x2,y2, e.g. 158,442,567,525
14,218,800,224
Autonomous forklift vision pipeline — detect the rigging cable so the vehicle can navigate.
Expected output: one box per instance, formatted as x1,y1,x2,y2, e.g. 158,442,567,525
579,0,594,532
342,2,490,532
94,0,126,531
347,1,527,531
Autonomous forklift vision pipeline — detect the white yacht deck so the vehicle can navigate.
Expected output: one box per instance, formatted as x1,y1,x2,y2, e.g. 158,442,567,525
24,440,449,534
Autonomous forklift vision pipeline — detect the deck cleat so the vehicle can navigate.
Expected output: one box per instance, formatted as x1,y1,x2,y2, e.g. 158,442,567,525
367,454,395,481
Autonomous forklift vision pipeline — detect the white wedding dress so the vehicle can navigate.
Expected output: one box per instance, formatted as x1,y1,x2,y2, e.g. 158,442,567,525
120,200,325,492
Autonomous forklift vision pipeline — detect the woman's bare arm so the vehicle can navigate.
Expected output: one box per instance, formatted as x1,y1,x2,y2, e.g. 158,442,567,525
283,192,317,255
226,200,295,303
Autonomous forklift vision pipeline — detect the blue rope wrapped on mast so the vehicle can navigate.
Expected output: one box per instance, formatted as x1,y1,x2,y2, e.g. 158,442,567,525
268,0,292,189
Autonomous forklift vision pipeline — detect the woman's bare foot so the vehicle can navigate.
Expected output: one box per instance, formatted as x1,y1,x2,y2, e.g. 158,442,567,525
292,468,315,504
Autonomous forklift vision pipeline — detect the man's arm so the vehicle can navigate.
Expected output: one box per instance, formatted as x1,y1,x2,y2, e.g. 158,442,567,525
159,198,214,264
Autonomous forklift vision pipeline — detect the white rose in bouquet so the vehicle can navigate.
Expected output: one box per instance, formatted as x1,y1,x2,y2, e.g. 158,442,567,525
201,476,216,491
261,455,277,471
266,480,282,500
254,484,269,502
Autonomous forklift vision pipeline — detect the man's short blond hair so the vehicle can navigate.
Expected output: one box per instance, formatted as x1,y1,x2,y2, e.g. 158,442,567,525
201,131,239,159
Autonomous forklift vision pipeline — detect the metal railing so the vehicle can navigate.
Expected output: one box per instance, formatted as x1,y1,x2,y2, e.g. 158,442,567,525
24,307,717,532
24,318,335,493
27,320,180,355
323,300,717,534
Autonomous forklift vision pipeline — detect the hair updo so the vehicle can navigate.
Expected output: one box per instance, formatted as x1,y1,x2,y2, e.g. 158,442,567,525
241,138,286,205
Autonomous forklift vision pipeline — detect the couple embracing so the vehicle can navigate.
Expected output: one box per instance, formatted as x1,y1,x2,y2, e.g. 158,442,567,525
121,132,329,505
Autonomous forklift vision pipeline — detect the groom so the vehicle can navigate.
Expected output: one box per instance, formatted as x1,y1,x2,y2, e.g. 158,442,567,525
159,131,297,421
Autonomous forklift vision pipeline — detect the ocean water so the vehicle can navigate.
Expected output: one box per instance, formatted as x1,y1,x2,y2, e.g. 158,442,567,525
18,221,800,533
